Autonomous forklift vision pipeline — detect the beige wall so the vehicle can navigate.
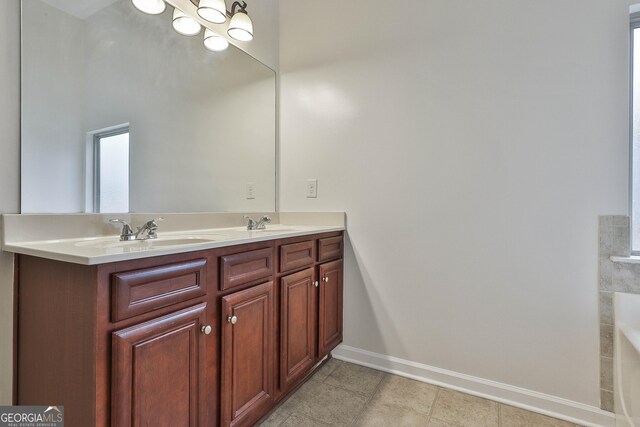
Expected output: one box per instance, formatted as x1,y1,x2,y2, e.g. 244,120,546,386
279,0,629,413
0,0,20,404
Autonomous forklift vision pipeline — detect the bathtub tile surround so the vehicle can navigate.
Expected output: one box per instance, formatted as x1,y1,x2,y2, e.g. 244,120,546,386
600,324,614,358
598,214,635,412
259,360,581,427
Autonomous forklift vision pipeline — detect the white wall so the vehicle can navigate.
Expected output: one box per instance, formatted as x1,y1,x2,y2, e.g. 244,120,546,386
0,0,21,404
279,0,630,410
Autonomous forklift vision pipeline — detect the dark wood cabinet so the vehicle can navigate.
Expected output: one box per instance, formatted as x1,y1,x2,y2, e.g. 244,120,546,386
15,231,343,427
277,241,345,394
111,303,209,427
221,281,274,427
280,267,317,391
318,259,344,358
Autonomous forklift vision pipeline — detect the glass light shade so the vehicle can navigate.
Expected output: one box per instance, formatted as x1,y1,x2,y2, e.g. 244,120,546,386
198,0,227,24
132,0,166,14
227,11,253,41
204,29,229,52
172,8,202,36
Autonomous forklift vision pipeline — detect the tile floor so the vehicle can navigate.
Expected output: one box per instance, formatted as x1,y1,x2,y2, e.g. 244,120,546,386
258,359,582,427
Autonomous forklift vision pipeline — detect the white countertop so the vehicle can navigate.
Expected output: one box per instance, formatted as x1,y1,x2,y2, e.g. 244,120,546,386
2,224,344,265
2,214,345,265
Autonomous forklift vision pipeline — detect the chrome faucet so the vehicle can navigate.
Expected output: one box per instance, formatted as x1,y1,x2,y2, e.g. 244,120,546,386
109,219,136,241
244,215,271,230
135,218,163,240
110,217,164,241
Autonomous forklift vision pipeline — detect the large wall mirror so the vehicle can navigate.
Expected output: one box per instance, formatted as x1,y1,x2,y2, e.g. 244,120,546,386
21,0,276,213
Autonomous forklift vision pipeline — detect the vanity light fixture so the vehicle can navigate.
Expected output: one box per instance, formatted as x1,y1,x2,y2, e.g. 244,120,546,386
172,8,202,36
197,0,227,24
131,0,255,51
204,29,229,51
131,0,166,14
227,1,253,41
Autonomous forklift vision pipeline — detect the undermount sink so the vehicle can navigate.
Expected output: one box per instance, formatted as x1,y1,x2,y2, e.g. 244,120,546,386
75,237,216,250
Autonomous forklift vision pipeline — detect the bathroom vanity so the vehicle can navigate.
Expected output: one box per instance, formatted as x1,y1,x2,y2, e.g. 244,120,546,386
11,0,337,424
6,218,344,427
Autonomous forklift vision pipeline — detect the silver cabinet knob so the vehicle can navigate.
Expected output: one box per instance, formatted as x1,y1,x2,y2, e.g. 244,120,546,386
228,315,238,325
314,281,319,287
324,277,329,283
201,325,212,335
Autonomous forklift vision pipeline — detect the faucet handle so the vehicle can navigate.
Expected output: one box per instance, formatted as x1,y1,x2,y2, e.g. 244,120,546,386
109,219,135,240
133,217,164,240
147,217,164,228
243,215,257,230
256,216,272,230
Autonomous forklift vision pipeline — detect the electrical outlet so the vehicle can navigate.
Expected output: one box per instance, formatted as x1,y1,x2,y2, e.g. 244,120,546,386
246,182,256,199
306,179,318,198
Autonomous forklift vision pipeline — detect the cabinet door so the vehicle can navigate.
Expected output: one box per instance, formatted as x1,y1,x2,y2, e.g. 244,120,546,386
112,303,209,427
318,260,344,358
221,281,274,427
280,268,316,391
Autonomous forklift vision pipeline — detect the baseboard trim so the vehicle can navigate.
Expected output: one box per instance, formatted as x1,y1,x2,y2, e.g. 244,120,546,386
332,345,614,427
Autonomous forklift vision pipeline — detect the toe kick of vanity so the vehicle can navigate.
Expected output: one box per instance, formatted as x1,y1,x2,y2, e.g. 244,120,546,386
15,231,344,427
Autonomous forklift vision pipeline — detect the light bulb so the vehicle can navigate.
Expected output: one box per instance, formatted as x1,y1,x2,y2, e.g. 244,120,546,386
172,8,202,36
204,29,229,52
132,0,166,15
227,11,253,41
198,0,227,24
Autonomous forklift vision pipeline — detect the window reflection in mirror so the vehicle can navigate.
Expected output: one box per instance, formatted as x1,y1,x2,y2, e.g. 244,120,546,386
95,128,130,213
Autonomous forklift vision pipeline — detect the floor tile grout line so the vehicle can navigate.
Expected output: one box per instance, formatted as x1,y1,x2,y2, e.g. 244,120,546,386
275,413,292,427
425,386,441,425
322,359,343,378
347,371,387,427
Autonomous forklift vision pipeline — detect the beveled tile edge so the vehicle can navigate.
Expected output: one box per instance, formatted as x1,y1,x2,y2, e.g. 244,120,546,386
611,255,640,264
331,345,615,427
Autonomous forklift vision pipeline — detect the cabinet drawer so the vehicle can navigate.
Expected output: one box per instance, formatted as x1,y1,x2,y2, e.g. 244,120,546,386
318,236,343,262
280,240,315,273
111,259,207,322
220,247,274,291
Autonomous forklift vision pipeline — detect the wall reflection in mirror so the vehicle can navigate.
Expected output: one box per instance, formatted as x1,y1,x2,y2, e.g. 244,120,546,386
21,0,276,213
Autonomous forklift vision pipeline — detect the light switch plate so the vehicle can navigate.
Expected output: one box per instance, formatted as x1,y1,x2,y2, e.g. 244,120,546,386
246,182,256,199
306,179,318,198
